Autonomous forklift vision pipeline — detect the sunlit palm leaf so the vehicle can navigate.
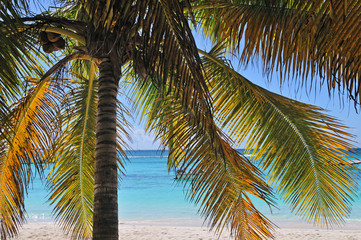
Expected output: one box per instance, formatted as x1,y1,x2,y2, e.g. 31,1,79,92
1,1,359,240
200,45,357,226
194,0,361,105
122,7,279,235
124,67,276,239
47,63,97,239
79,0,118,31
122,0,212,117
0,18,50,119
47,60,130,239
0,76,59,239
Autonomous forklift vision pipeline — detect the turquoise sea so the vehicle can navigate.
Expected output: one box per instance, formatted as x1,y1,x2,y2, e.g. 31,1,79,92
25,149,361,227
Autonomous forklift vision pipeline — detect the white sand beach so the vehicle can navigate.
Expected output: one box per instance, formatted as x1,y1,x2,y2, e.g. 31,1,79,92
10,221,361,240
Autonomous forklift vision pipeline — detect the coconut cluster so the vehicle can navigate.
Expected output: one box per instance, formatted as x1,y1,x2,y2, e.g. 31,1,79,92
39,31,65,53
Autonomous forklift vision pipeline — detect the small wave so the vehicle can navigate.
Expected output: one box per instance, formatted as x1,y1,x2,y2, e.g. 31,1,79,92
25,213,54,222
127,156,166,159
128,155,257,158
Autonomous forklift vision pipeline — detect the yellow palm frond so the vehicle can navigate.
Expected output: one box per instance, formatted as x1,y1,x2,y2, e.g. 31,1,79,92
0,76,59,238
201,45,357,226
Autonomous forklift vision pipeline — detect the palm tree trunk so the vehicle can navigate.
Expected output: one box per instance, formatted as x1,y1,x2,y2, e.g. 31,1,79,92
93,57,119,240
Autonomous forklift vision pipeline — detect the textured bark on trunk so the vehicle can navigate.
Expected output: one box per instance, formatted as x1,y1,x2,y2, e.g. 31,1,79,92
93,58,119,240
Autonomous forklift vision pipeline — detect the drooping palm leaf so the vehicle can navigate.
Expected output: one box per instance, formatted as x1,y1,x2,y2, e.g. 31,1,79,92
46,63,97,239
1,1,359,240
0,17,51,119
200,45,357,226
0,76,60,239
119,0,212,116
47,60,130,239
123,66,276,240
121,5,279,236
194,0,361,105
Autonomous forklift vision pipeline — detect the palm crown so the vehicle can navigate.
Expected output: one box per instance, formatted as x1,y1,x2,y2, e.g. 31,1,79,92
0,0,359,239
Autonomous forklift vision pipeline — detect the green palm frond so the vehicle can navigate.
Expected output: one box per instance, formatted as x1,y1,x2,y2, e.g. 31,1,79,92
194,0,361,105
0,0,29,16
115,100,131,167
200,45,357,226
1,1,359,240
47,63,97,239
0,26,37,110
0,13,57,123
0,76,60,239
79,0,118,31
125,0,211,115
125,69,276,239
47,60,130,239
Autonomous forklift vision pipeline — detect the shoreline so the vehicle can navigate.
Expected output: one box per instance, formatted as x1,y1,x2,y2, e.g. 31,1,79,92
9,219,361,240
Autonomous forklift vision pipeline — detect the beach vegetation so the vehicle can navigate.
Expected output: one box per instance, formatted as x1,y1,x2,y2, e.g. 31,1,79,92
0,1,360,239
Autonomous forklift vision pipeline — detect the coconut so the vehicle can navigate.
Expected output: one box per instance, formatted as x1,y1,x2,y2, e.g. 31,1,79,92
38,31,49,44
46,32,61,42
42,42,57,53
53,38,66,50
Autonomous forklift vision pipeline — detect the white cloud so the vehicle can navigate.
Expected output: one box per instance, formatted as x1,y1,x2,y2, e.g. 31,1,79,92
128,128,162,150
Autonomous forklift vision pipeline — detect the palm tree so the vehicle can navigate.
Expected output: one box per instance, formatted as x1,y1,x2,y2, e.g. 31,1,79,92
0,0,359,239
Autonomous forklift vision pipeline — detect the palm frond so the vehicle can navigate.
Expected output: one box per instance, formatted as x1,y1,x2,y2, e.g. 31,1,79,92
194,0,361,106
79,0,118,31
0,0,29,16
0,76,60,239
47,62,96,240
125,68,276,240
0,17,51,117
200,45,357,226
47,60,130,239
105,0,212,120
